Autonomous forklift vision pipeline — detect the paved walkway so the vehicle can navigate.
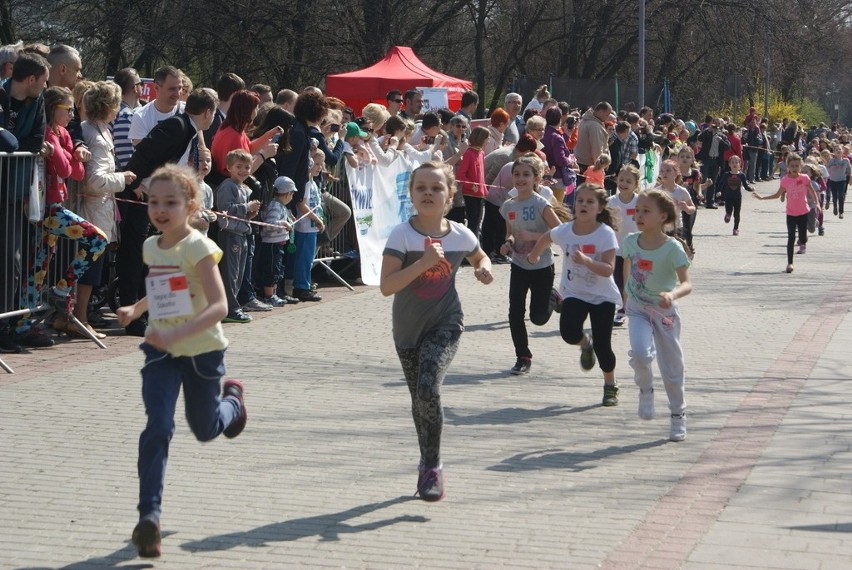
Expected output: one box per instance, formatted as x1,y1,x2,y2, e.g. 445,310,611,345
1,180,851,569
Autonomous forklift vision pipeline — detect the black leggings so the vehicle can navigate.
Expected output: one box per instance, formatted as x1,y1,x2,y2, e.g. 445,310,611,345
786,213,808,264
828,180,847,215
508,264,555,359
559,298,616,373
725,189,742,230
396,328,462,469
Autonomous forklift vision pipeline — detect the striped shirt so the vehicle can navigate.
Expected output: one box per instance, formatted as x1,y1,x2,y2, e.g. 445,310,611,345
111,101,137,170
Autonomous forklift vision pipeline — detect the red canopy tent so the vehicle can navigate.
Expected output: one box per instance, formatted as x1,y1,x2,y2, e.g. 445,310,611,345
325,46,472,115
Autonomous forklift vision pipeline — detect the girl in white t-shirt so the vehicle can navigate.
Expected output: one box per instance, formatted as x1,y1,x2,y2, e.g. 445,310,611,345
655,159,696,256
622,189,692,442
528,183,622,407
380,161,493,503
607,164,640,327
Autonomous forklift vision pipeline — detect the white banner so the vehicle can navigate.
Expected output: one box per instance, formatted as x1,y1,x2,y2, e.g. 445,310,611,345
416,87,449,114
637,148,662,191
345,155,416,286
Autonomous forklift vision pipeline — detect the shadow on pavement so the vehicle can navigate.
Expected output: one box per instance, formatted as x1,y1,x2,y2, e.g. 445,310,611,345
788,522,852,532
180,495,425,552
487,439,668,473
17,541,156,569
445,404,596,426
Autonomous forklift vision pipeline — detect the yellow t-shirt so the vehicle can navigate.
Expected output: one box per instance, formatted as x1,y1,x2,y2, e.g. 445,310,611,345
143,230,228,357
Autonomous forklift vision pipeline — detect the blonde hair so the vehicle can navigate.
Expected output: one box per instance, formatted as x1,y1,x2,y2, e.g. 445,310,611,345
618,164,640,188
73,80,95,109
361,103,390,131
149,165,201,214
83,80,121,121
594,153,612,169
226,148,252,169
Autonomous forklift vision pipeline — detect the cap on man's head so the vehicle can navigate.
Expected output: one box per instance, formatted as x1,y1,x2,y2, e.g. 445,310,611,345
345,122,369,139
273,176,296,194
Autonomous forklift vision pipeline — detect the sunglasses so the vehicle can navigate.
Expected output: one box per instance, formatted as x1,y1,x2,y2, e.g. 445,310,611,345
56,104,74,112
391,99,403,103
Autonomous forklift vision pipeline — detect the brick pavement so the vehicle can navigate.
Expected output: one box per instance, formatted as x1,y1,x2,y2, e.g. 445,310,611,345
1,181,851,569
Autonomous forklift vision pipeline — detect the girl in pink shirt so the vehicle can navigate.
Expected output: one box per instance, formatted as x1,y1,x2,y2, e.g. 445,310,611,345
753,153,820,273
456,127,489,239
17,87,109,343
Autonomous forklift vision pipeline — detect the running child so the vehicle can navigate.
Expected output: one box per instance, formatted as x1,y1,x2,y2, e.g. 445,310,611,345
498,154,561,375
676,146,711,255
715,155,753,235
826,145,851,218
622,189,692,441
116,165,247,559
655,159,696,253
380,161,493,502
753,153,820,273
607,165,640,327
527,183,622,406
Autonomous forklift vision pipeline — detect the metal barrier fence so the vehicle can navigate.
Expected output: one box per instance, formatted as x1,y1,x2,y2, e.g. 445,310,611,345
1,152,46,371
0,152,104,373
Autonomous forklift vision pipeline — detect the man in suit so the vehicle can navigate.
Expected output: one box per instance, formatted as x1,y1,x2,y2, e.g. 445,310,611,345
118,88,218,335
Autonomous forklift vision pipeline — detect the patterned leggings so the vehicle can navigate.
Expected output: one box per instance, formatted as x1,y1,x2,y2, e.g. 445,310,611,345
395,328,462,469
17,204,108,331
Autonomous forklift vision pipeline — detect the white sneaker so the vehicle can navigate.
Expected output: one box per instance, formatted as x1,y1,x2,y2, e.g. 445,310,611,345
670,414,687,442
638,388,655,420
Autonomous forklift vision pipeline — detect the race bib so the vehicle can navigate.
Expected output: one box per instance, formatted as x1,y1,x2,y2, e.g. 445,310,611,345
146,272,193,320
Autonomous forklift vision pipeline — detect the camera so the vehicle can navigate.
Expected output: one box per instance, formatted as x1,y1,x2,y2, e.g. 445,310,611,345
330,124,340,133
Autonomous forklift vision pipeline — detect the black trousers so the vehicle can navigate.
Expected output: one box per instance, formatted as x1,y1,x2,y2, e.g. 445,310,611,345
508,264,555,359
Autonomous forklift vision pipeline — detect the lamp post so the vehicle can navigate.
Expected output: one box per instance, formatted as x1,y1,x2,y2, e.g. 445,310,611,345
638,0,645,109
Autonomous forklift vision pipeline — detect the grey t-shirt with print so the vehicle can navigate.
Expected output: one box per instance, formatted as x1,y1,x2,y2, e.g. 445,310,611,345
499,192,554,270
383,219,479,348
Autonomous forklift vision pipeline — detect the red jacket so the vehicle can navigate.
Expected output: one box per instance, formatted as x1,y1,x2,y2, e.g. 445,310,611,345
45,125,85,204
457,147,487,197
723,133,743,163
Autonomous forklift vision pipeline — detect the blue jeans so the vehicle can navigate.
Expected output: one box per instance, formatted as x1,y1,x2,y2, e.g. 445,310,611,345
292,231,317,291
137,343,240,518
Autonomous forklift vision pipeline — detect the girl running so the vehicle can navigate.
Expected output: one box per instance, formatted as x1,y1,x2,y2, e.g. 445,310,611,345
607,165,640,327
116,165,248,558
622,190,692,441
380,161,493,502
676,146,709,254
499,154,561,375
753,153,820,273
527,183,622,407
715,155,753,236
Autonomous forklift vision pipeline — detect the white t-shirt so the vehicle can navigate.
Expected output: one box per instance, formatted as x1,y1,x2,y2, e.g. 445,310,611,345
129,100,185,143
549,221,621,307
656,184,692,229
607,192,639,254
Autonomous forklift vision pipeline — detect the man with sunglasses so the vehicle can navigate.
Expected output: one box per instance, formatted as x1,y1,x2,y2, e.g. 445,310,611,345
386,90,403,116
112,67,143,170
